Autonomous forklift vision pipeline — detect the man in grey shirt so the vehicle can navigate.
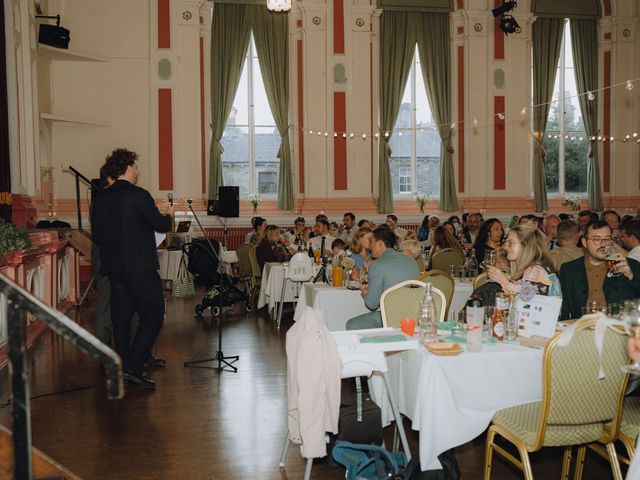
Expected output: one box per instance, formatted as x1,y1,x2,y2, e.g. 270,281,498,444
346,227,420,330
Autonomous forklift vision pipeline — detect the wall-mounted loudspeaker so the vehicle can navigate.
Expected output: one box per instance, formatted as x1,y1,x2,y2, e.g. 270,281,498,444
217,186,239,218
38,24,70,49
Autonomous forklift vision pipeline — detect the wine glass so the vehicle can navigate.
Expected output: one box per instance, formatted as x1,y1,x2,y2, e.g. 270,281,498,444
621,300,640,374
481,251,496,270
359,268,368,286
605,246,622,278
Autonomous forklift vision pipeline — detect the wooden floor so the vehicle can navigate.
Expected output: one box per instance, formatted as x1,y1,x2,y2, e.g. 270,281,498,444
0,288,621,479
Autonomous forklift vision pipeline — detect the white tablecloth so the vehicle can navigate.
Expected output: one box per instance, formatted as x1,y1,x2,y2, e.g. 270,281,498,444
450,278,473,314
157,250,185,281
378,343,543,470
294,283,370,331
257,262,320,313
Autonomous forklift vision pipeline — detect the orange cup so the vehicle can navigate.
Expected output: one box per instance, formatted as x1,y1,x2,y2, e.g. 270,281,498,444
400,318,416,336
332,266,344,287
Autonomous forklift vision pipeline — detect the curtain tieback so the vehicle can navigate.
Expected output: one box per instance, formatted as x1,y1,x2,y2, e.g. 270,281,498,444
531,131,547,161
212,137,225,155
587,130,600,158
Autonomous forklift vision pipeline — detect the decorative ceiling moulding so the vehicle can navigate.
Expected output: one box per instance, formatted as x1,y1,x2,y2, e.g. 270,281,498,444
531,0,601,19
376,0,453,13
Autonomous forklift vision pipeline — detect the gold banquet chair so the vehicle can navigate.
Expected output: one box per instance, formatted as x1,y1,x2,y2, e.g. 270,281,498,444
247,244,262,305
380,280,446,329
417,270,454,320
473,271,490,290
430,248,465,272
236,243,255,300
483,317,629,480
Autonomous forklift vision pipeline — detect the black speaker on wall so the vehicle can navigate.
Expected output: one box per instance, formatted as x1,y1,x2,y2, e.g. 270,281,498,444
38,24,70,49
217,186,240,218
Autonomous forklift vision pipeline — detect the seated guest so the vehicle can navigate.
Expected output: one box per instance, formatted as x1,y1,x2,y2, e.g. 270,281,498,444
558,213,573,221
329,221,339,237
548,220,584,272
472,218,503,264
399,239,425,272
468,246,510,306
559,220,640,320
349,227,372,270
385,214,408,241
245,216,267,245
506,215,519,233
346,228,420,330
544,214,561,250
577,209,599,233
621,220,640,262
447,215,462,232
357,219,371,229
461,213,480,250
291,216,308,245
417,215,430,241
486,223,561,298
601,210,621,238
422,216,440,247
442,221,455,236
255,225,290,271
308,218,335,259
308,214,328,238
331,238,346,257
339,212,359,244
426,226,464,269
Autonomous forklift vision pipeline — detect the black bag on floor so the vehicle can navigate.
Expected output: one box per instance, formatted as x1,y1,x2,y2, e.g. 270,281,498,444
338,377,383,446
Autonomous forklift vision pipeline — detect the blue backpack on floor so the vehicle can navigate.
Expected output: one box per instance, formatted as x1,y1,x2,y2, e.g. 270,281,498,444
332,440,411,480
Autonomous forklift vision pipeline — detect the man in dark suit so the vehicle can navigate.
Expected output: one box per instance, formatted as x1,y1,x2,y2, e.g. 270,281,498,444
559,220,640,320
92,148,173,389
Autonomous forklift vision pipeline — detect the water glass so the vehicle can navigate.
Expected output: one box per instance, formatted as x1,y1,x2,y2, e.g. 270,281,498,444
448,265,456,277
452,310,465,337
466,317,483,353
483,306,495,340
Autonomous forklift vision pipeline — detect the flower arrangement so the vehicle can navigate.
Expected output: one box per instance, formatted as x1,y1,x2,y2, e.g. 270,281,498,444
246,193,262,214
0,219,31,257
414,192,428,214
339,255,356,270
561,193,581,212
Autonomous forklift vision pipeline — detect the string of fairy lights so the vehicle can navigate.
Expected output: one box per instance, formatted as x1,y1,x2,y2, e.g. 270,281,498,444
292,77,640,144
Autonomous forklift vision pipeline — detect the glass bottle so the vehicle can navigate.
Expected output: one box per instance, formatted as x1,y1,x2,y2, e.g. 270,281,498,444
417,282,438,342
504,294,518,343
468,249,479,278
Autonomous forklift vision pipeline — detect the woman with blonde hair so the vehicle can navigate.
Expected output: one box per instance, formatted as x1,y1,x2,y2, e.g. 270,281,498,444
426,226,464,269
349,227,372,269
255,225,289,270
400,239,425,272
486,223,561,297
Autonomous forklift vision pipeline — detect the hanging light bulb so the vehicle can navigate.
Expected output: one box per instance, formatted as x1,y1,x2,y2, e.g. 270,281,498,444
473,118,478,127
626,80,634,91
579,136,583,141
451,122,456,129
497,113,505,120
384,131,390,138
333,132,338,138
398,131,403,136
374,132,379,138
626,134,631,140
587,91,595,101
362,133,367,139
610,136,615,142
634,132,638,138
597,135,602,141
520,107,527,116
309,130,314,135
317,131,322,136
342,133,347,138
349,133,354,139
324,132,328,137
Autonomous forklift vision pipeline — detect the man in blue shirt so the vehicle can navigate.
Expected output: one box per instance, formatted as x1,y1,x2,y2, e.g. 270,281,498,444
346,227,420,330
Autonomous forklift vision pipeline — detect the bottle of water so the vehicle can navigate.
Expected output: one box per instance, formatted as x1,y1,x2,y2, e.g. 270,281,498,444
468,248,479,278
417,282,438,342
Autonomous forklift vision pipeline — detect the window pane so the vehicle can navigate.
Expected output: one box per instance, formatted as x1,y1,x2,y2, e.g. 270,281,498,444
543,135,560,194
231,59,249,126
255,126,280,194
252,57,276,126
563,136,588,193
389,130,413,195
221,126,250,198
416,129,441,195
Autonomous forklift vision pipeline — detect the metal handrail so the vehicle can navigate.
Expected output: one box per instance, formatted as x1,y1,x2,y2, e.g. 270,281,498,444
67,166,100,232
0,274,123,479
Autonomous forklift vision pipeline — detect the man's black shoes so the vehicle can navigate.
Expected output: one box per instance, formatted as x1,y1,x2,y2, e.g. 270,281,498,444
145,355,166,368
123,371,156,389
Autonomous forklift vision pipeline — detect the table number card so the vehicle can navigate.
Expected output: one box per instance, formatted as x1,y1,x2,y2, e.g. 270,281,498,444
515,295,562,338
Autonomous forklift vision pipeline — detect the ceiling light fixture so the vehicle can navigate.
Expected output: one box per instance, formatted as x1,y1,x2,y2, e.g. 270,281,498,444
266,0,291,12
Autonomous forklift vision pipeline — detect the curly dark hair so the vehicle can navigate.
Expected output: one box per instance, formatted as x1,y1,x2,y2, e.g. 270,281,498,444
105,148,138,179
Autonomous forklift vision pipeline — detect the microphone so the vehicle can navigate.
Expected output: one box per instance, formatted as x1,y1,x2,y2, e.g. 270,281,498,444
167,192,173,206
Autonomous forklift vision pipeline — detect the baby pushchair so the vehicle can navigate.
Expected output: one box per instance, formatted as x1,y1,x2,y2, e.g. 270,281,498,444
182,239,252,317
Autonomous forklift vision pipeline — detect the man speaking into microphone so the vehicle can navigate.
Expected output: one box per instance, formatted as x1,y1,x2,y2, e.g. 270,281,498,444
92,148,173,389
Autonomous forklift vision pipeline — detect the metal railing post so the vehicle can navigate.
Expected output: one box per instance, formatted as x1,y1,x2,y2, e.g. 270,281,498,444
75,173,82,232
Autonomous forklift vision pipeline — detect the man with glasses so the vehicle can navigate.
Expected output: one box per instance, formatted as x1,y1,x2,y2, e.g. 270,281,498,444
559,220,640,320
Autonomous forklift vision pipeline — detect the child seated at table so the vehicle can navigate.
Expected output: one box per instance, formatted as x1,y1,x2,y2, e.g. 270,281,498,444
331,238,346,258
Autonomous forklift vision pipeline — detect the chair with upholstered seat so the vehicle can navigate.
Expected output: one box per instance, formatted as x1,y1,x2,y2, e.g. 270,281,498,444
483,317,629,480
430,248,465,272
473,271,489,290
247,245,262,305
417,270,454,320
236,243,255,301
380,280,446,329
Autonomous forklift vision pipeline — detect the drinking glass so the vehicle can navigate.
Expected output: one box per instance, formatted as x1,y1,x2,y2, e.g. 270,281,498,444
359,268,368,286
621,300,640,374
448,265,456,277
481,251,496,270
605,246,622,278
483,306,495,340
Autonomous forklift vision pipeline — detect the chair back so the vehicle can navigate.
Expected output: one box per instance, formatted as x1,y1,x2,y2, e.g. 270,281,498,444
535,316,629,448
473,271,489,290
248,245,262,280
236,243,253,277
431,248,465,272
417,270,454,320
380,280,446,329
287,253,314,282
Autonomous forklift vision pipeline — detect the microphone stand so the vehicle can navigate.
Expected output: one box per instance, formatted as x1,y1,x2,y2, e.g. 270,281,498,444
183,199,239,372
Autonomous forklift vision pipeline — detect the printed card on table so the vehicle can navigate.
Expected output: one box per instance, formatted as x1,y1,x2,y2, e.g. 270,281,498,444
515,295,562,338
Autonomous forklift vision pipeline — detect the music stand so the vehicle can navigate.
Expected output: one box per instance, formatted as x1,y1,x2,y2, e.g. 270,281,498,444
183,199,239,372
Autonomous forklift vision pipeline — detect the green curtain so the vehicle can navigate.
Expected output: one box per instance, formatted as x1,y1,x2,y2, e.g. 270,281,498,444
208,4,251,200
378,11,417,213
532,17,564,212
416,12,457,211
250,8,292,210
570,19,602,211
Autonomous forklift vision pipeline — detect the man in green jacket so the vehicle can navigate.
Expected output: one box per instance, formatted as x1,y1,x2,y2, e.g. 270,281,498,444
559,220,640,320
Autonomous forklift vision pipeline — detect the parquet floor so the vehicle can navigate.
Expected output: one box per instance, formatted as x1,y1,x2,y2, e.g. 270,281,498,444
0,288,620,479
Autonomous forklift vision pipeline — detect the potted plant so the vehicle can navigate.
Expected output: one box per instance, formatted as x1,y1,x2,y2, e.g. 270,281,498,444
0,219,31,260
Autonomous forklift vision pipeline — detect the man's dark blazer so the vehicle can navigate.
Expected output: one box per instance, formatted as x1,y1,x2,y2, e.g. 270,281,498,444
91,180,171,274
559,256,640,320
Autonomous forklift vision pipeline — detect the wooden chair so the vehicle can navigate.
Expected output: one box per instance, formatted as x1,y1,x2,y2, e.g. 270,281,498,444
430,248,465,272
483,317,629,480
380,280,446,328
417,270,454,320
